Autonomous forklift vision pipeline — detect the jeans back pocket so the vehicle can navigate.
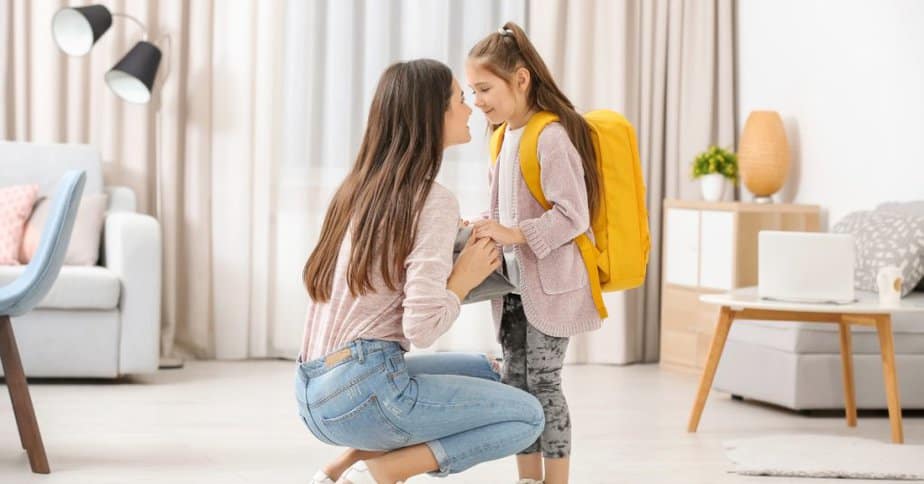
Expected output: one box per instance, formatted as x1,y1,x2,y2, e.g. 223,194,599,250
320,394,412,451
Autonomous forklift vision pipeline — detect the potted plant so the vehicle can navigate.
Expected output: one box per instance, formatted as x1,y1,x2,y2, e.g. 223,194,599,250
692,146,738,201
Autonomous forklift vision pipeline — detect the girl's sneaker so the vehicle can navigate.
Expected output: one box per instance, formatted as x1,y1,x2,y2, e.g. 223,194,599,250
515,480,544,484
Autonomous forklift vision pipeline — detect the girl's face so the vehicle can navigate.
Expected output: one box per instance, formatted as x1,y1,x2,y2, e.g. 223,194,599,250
443,78,473,148
465,59,529,126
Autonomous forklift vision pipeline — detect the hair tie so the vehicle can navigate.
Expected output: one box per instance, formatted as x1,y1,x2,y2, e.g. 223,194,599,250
497,27,513,37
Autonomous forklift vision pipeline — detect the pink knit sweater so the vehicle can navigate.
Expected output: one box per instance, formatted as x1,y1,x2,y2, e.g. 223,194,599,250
300,182,461,361
489,122,603,338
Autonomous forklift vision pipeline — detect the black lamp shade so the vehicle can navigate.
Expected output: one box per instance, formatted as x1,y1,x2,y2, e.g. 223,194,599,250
51,5,112,56
105,41,162,104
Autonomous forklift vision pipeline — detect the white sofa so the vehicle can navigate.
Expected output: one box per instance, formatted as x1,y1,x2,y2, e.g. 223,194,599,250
0,141,161,378
714,200,924,410
713,312,924,410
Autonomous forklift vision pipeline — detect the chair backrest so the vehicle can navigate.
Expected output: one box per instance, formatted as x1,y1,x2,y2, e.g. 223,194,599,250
0,141,102,197
0,170,86,317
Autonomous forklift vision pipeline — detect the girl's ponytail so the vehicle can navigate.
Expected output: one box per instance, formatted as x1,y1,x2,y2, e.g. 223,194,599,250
470,22,600,220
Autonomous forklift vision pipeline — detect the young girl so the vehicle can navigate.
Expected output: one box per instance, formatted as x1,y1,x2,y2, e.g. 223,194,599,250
467,22,604,484
297,59,545,484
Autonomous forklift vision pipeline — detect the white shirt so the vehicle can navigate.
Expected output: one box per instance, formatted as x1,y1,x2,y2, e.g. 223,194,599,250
498,125,524,291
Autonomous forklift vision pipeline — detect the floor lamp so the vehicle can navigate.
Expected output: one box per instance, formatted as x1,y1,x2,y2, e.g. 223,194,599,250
52,4,182,369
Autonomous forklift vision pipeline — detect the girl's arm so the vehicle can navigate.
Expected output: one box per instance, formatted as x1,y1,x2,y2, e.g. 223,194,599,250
517,124,591,259
401,185,462,348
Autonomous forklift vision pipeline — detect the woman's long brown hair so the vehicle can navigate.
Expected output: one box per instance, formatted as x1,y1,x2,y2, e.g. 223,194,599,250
469,21,601,219
303,59,453,302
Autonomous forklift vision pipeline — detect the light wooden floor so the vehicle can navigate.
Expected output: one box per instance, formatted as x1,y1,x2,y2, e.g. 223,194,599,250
1,361,921,483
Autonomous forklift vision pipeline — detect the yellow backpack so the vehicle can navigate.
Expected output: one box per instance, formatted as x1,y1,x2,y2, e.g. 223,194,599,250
490,110,650,319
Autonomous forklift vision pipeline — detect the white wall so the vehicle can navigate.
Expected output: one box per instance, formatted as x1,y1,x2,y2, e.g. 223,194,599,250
737,0,924,226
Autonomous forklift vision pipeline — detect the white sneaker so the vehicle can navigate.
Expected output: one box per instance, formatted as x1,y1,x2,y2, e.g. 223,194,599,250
515,479,544,484
338,461,377,484
311,469,335,484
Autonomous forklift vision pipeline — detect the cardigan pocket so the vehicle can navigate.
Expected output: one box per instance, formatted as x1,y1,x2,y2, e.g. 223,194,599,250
536,242,588,295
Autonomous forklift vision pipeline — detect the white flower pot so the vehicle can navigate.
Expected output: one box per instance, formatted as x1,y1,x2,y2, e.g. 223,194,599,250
700,173,727,202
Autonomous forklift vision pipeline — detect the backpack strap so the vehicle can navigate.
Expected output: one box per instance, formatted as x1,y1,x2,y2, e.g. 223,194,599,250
490,124,506,164
516,112,608,319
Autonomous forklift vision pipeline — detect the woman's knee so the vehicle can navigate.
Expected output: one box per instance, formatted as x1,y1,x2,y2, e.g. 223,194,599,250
520,392,546,429
523,394,546,443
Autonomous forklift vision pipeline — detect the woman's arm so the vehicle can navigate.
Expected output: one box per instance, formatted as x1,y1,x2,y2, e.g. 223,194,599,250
401,185,463,348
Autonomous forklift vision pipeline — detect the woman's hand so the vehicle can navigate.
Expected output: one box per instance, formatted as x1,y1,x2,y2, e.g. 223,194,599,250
447,232,501,301
473,220,526,246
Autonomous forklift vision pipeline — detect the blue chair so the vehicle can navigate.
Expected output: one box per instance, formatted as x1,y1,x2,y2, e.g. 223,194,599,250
0,170,85,474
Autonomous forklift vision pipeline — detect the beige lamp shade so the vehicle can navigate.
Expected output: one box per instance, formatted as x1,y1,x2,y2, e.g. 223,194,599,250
738,111,790,201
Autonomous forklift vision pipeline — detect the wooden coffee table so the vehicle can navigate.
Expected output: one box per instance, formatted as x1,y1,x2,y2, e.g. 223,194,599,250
688,287,924,444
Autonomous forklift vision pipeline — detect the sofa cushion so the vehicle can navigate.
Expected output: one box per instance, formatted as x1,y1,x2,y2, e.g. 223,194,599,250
0,265,120,309
20,194,108,266
729,311,924,355
877,200,924,219
0,141,104,197
832,210,924,296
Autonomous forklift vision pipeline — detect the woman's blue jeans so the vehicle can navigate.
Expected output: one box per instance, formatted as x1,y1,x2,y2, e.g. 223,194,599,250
295,339,544,476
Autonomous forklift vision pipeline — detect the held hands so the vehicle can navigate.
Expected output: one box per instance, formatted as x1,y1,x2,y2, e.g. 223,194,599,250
448,231,501,301
472,220,526,246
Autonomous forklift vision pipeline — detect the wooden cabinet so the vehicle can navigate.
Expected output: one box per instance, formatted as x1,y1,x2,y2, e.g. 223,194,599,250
659,199,821,371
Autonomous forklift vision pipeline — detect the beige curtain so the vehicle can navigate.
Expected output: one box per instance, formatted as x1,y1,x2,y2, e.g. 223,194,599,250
273,0,529,358
528,0,736,363
1,0,286,360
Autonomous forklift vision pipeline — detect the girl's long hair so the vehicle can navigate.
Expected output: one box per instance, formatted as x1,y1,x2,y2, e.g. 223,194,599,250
469,21,600,219
303,59,453,302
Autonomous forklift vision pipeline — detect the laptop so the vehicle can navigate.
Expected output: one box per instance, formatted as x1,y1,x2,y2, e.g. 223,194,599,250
758,231,856,304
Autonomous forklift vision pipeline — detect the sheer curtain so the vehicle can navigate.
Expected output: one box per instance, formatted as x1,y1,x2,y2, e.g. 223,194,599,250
2,0,734,363
274,0,736,363
529,0,737,363
1,0,287,360
273,0,527,357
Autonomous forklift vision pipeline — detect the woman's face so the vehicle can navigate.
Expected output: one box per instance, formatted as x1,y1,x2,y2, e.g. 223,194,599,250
443,79,473,148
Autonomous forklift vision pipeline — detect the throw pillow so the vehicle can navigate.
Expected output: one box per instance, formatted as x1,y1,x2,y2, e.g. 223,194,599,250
876,200,924,291
19,193,109,266
0,184,39,265
832,210,924,296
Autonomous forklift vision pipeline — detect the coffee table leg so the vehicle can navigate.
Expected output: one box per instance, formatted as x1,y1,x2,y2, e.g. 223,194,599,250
688,306,734,433
874,315,903,444
838,318,858,427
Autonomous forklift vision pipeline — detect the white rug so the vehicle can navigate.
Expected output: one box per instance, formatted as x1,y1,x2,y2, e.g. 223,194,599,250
723,434,924,480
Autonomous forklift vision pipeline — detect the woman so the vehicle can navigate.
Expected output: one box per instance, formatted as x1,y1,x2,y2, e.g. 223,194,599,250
296,59,545,484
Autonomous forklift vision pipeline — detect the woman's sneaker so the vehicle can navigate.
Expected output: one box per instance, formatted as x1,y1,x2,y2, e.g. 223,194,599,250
337,461,377,484
515,479,544,484
311,469,335,484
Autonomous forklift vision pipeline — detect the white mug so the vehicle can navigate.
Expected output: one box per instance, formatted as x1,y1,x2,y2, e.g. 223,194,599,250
877,266,903,306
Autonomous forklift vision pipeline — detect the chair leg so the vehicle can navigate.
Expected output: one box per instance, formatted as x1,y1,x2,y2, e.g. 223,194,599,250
0,315,50,473
0,316,31,449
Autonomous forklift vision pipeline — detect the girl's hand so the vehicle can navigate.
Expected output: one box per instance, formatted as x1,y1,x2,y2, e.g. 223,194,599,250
473,220,526,246
448,232,501,300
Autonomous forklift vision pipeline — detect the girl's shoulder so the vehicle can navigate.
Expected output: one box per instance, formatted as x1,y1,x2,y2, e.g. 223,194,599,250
536,121,577,157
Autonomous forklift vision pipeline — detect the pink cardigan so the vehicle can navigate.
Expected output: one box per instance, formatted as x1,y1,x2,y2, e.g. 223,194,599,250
489,122,603,339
